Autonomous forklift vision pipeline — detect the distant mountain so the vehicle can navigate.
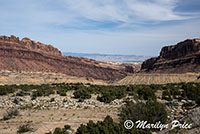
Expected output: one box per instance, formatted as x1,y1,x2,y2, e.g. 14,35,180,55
63,52,150,63
141,38,200,73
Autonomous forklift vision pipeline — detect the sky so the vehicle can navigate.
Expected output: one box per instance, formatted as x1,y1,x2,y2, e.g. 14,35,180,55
0,0,200,56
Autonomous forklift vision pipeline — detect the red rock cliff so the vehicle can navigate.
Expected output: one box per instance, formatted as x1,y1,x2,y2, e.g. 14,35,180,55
141,38,200,73
0,35,128,81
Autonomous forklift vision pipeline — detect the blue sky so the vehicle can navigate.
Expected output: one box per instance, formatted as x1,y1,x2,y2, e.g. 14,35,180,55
0,0,200,56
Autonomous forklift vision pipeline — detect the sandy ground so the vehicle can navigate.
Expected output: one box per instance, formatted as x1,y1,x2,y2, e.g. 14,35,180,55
0,107,119,134
0,71,107,85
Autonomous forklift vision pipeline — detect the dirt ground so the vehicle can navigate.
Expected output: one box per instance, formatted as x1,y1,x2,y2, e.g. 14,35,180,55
0,107,119,134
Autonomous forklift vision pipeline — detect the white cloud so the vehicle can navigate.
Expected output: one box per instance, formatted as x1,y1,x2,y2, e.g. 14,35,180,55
62,0,195,23
36,18,200,56
126,0,184,21
63,0,128,22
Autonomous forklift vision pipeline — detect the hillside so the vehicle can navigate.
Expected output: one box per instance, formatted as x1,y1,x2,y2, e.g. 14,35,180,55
0,35,133,81
117,73,200,85
141,38,200,73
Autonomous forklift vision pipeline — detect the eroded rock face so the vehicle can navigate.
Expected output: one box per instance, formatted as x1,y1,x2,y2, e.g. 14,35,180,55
0,35,62,57
141,38,200,73
160,39,200,60
0,35,128,81
21,37,62,56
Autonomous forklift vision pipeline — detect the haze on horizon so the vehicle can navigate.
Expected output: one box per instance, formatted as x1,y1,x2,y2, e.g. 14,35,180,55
0,0,200,56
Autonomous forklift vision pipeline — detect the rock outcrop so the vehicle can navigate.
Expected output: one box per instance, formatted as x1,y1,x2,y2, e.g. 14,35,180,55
0,35,62,56
141,38,200,73
0,35,129,81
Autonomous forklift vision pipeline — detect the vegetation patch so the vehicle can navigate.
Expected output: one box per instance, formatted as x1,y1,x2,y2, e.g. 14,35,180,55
76,100,167,134
51,125,71,134
17,124,34,133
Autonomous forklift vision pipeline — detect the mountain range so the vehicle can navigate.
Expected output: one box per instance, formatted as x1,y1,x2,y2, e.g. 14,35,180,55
63,52,149,63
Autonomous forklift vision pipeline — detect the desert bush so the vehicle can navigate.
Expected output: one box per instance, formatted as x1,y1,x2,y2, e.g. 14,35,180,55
32,87,54,98
180,83,200,105
57,89,67,96
137,87,156,100
73,89,91,101
76,116,121,134
0,87,7,95
0,85,16,95
97,92,115,103
17,124,33,133
50,98,55,102
53,125,70,134
97,88,126,103
64,125,71,130
55,85,73,96
119,100,167,132
76,115,149,134
16,90,30,96
170,88,181,97
162,90,172,101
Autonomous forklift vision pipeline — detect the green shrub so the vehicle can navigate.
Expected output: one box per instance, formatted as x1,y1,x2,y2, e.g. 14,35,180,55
119,100,167,131
0,85,16,95
162,90,172,101
73,89,91,101
181,83,200,101
170,88,181,97
76,115,149,134
32,88,54,98
53,125,70,134
64,125,71,130
97,88,126,103
0,87,7,95
57,89,67,96
16,90,30,96
17,124,33,133
76,116,121,134
50,98,55,102
137,87,156,100
97,92,115,103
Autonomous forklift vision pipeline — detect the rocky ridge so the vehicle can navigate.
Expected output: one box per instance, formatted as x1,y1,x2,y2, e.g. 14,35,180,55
0,35,132,81
141,38,200,73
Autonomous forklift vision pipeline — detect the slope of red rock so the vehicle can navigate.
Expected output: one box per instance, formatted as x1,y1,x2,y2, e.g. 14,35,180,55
0,35,129,81
141,38,200,73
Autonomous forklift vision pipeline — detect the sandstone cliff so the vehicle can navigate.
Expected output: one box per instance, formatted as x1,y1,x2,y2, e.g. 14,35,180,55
0,35,129,81
141,38,200,73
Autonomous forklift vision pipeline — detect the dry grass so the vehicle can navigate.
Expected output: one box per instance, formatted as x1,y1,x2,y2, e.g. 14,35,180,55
117,73,200,85
0,71,107,85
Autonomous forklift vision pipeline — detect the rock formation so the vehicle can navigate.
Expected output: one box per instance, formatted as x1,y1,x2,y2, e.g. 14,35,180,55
0,35,130,81
141,38,200,73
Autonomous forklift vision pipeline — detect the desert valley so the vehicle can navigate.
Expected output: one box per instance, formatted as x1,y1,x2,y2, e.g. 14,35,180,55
0,35,199,134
